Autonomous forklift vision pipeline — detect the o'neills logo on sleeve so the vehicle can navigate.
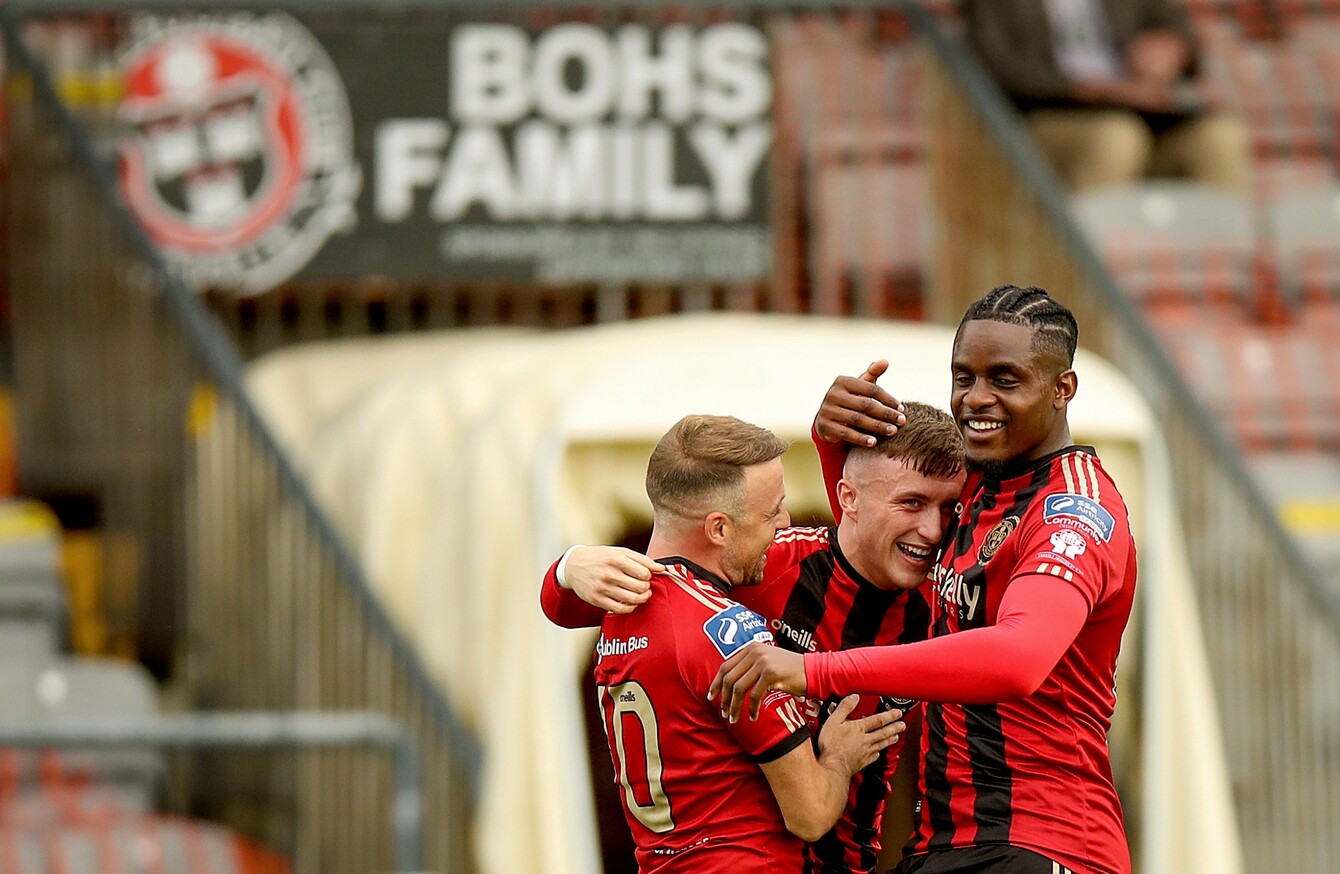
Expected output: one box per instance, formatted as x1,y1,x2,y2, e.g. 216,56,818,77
118,14,361,294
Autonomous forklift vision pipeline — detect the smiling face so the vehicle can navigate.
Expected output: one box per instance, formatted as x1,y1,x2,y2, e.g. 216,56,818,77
721,457,790,587
951,320,1076,475
837,455,965,590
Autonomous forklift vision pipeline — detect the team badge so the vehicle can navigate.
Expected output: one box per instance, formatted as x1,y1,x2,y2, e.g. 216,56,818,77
702,604,772,658
118,13,361,294
1049,528,1087,559
978,515,1019,563
1043,493,1115,541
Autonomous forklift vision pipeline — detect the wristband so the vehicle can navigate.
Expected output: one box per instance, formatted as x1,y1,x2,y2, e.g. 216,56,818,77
555,545,584,589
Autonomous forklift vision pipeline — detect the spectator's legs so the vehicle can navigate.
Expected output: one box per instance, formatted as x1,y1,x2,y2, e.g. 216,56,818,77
1026,109,1153,192
1150,111,1252,193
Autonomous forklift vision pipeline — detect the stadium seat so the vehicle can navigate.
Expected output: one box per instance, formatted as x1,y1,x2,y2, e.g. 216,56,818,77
1247,451,1340,598
0,500,70,657
1265,184,1340,305
811,161,930,316
1250,154,1337,209
0,657,166,814
773,10,930,164
1155,311,1340,451
0,815,292,873
1071,183,1257,304
0,581,68,658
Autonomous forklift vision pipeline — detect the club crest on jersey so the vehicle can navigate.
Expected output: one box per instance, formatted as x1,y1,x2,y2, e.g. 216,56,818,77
978,515,1019,564
118,13,361,294
703,604,772,658
1043,493,1115,541
1050,528,1087,559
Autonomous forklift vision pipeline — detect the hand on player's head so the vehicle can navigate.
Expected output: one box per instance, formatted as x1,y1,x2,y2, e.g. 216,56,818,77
814,360,907,448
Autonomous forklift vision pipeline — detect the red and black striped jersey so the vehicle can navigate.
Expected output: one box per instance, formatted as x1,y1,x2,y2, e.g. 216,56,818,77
593,557,813,873
809,442,1137,874
913,447,1134,874
748,526,927,874
542,528,926,874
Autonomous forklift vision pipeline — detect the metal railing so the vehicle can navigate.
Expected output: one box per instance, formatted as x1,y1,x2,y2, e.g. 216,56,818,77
904,5,1340,872
1,8,481,874
0,711,423,873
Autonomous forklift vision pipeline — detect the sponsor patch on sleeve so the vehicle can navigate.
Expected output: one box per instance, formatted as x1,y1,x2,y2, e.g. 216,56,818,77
703,604,774,658
1048,528,1088,559
1043,493,1115,541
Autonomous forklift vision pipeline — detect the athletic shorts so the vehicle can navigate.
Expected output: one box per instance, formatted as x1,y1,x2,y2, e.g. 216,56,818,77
891,846,1078,874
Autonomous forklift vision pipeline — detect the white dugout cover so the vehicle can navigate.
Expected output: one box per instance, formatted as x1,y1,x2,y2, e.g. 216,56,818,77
243,313,1242,874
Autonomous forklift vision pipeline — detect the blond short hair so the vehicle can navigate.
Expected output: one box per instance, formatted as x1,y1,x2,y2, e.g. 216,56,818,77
646,415,789,518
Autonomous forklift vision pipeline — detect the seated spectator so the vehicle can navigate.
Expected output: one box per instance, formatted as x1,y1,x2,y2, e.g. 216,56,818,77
965,0,1250,194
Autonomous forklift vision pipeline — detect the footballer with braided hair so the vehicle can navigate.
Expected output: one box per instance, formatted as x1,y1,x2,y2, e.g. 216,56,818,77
713,285,1137,874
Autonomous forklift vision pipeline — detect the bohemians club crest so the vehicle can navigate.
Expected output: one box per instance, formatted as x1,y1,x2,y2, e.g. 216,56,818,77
118,13,361,294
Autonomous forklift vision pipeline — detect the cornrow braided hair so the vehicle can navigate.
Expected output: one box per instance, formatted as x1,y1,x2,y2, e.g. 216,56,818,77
956,284,1079,367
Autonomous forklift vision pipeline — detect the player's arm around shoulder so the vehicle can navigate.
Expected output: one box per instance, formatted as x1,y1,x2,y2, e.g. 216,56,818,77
540,545,667,625
759,694,905,842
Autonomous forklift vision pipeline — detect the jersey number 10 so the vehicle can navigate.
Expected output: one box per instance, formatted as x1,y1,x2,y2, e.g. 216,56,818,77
597,681,676,834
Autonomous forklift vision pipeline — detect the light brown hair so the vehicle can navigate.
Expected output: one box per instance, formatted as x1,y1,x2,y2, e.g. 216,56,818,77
646,415,789,518
847,401,964,480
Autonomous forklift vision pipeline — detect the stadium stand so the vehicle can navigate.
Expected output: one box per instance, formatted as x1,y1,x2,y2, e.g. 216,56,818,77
1038,6,1340,595
0,657,164,814
773,14,936,318
0,499,297,872
0,640,298,872
1070,183,1258,304
0,816,291,874
1265,183,1340,306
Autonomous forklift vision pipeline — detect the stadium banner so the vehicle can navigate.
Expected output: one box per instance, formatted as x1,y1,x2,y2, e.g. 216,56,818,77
115,12,774,294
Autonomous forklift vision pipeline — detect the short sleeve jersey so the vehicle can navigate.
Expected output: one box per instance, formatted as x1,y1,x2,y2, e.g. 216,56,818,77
593,557,812,873
913,446,1137,874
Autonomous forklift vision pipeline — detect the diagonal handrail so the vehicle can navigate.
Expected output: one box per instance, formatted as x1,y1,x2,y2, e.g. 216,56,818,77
0,4,484,787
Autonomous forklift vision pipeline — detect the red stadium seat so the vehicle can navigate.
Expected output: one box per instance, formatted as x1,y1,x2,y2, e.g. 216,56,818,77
1266,184,1340,306
1071,183,1257,306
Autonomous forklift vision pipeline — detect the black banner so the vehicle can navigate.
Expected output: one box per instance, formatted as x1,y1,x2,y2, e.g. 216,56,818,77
116,13,774,293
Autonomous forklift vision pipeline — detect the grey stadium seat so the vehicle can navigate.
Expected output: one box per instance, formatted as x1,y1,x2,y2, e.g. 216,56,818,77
0,500,69,657
0,656,165,812
1070,183,1256,301
0,579,68,658
1247,451,1340,601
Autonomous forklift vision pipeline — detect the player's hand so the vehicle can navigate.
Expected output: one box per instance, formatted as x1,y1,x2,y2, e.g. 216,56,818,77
709,643,807,722
565,546,664,614
813,360,906,447
817,695,906,777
